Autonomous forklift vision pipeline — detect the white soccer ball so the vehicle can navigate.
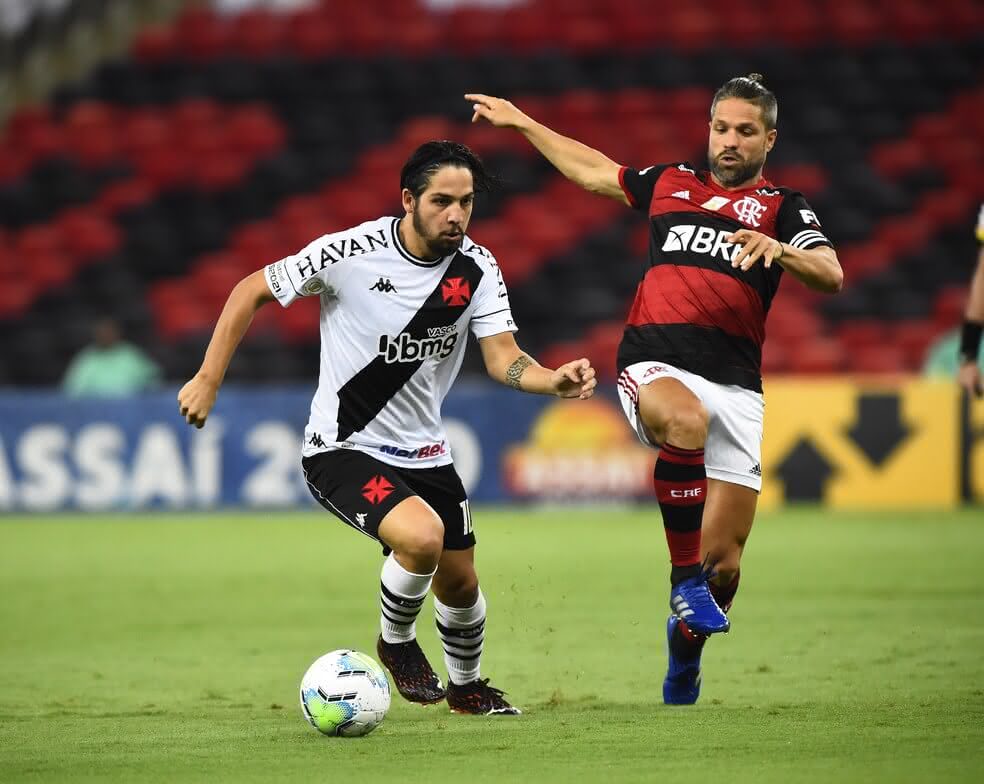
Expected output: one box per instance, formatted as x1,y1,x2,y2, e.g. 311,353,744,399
299,649,391,737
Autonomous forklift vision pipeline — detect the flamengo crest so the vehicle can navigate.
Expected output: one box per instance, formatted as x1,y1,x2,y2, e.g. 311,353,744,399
732,196,767,227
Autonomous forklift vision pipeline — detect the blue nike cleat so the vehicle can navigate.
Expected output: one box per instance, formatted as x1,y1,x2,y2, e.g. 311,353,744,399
663,614,702,705
669,567,730,635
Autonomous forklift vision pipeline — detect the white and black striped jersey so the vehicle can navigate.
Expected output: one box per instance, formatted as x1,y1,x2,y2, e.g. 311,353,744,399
264,216,516,468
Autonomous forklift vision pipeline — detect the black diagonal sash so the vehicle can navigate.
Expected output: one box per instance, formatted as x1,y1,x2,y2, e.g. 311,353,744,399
336,252,484,441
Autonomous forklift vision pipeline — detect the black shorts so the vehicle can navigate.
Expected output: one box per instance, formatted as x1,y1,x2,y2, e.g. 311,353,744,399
301,449,475,554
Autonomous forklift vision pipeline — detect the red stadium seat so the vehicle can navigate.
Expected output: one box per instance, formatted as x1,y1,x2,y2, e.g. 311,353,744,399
131,25,179,63
870,139,923,179
762,340,791,374
56,210,120,262
583,322,625,381
447,9,503,54
231,10,287,59
175,8,231,61
286,8,340,59
933,287,967,330
786,338,846,374
845,343,909,374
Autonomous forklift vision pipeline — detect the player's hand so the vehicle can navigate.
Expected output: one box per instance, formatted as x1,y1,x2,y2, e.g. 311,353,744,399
550,358,597,400
727,229,784,272
465,93,530,129
177,374,219,428
957,361,983,398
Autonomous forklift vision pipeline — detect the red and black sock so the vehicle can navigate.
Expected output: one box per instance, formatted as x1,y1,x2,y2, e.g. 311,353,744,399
653,443,707,584
669,618,708,662
710,570,740,613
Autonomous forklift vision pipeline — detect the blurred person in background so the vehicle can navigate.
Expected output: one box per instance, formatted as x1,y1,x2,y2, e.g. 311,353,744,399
467,74,843,705
923,203,984,396
62,318,161,397
176,140,596,716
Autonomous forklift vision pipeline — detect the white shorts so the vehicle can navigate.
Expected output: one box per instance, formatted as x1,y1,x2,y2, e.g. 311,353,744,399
616,361,764,491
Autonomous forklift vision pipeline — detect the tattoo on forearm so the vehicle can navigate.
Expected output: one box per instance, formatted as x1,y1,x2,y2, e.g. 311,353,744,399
505,355,533,390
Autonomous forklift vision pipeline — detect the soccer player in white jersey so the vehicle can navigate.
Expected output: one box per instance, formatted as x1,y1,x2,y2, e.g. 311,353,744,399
177,140,597,715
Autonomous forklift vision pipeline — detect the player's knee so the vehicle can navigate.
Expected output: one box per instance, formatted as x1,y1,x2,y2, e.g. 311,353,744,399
665,404,709,446
396,518,444,566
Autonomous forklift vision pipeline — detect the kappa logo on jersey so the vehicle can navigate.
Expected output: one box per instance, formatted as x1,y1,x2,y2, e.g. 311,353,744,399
441,277,471,306
355,512,368,527
732,196,767,227
308,432,327,448
377,325,459,364
379,441,447,459
672,190,690,200
369,277,397,293
362,475,394,505
662,225,743,262
643,365,667,377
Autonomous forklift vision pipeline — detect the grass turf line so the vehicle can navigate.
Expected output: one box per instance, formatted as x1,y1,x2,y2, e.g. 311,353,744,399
1,508,982,783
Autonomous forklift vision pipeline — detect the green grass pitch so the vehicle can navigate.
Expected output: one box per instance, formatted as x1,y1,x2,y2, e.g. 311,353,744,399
2,507,983,783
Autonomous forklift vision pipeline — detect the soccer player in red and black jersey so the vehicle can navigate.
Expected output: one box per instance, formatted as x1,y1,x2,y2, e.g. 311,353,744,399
467,75,843,704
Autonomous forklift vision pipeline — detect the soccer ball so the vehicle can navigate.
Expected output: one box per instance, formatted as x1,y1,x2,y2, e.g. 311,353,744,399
299,649,391,737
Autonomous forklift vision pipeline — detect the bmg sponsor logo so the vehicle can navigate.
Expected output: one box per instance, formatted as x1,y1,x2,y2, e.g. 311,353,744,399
377,326,458,364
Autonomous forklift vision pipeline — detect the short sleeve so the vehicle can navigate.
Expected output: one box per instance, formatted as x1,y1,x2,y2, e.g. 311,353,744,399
468,252,517,339
263,232,342,307
776,193,834,250
619,163,670,210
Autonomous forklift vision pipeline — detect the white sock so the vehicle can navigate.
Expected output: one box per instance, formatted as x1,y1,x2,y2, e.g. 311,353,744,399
434,589,486,686
379,554,434,644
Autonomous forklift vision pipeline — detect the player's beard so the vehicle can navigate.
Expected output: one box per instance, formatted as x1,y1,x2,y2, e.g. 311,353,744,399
412,210,464,258
709,148,765,188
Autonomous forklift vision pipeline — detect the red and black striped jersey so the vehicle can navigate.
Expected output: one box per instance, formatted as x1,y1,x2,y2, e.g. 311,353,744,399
617,162,832,392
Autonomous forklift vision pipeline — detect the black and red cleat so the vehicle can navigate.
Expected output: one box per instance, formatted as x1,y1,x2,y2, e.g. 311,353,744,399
446,678,522,715
376,635,446,705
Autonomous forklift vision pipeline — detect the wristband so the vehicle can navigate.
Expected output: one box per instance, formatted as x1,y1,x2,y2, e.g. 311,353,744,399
959,320,983,363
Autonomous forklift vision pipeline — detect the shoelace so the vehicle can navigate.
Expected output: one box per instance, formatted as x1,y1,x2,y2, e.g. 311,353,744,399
470,679,509,706
682,558,724,613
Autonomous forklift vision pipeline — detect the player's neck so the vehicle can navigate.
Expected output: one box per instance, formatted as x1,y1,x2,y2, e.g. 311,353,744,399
397,216,441,261
708,170,765,192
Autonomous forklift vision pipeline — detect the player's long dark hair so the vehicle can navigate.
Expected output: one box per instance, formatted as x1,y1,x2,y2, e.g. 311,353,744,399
400,140,497,197
711,73,778,130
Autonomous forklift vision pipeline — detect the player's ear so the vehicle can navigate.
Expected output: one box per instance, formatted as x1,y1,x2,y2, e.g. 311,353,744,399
401,188,416,215
765,128,777,151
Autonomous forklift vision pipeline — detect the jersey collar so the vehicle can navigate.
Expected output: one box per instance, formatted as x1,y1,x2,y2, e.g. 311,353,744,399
391,218,453,267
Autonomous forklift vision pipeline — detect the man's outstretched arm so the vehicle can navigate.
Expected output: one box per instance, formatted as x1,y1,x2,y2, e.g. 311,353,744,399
466,93,629,204
178,270,276,427
478,331,596,400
